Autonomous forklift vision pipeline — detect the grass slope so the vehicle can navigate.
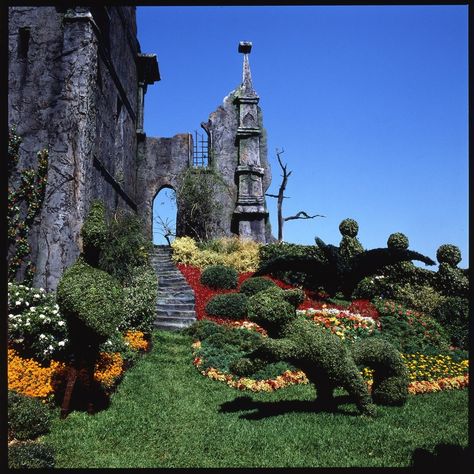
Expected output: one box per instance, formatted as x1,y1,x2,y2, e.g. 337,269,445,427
45,330,468,468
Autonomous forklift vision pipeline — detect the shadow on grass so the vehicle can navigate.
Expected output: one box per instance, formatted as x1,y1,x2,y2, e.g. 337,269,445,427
411,443,472,471
219,394,360,420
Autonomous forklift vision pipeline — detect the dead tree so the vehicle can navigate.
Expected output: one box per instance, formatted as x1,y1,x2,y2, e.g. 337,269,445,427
154,215,176,246
266,148,325,242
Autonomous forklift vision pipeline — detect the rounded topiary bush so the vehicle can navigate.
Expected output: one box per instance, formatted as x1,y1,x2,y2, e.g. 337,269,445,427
239,276,277,297
339,218,359,237
8,442,55,469
387,232,409,250
8,391,51,441
436,244,462,267
200,265,238,290
56,258,124,346
81,200,107,265
205,293,248,319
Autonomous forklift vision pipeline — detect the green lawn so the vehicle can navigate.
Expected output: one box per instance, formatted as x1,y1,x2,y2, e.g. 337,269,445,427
45,330,469,468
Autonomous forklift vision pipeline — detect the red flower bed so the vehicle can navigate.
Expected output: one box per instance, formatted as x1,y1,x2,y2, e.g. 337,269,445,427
347,299,379,320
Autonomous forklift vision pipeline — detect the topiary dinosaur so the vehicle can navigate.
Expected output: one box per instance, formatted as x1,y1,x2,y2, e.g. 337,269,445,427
232,287,409,417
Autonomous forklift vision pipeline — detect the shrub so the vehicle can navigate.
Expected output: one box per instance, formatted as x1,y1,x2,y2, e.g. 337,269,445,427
339,218,359,237
387,232,409,250
435,263,469,298
99,211,152,283
200,265,238,290
338,218,364,259
7,282,69,363
436,244,462,267
183,319,224,340
81,200,107,266
8,391,51,441
56,258,124,349
171,236,260,272
8,442,55,469
121,265,158,333
391,284,447,315
205,293,248,320
239,276,277,297
351,338,409,406
431,297,469,350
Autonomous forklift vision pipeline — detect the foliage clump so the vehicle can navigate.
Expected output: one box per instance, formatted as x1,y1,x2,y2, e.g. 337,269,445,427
387,232,409,250
431,296,469,350
338,218,364,260
171,236,260,272
8,391,52,441
56,258,124,349
239,276,277,297
8,442,55,469
205,293,248,320
81,200,108,266
200,265,238,290
434,244,468,298
436,244,462,267
99,211,152,283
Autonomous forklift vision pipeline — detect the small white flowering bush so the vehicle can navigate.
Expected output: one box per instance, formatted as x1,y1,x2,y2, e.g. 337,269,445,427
8,282,69,362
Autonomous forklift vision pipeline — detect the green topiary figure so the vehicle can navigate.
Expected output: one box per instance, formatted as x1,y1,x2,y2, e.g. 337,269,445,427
237,287,408,416
81,200,108,267
435,244,469,298
338,218,364,260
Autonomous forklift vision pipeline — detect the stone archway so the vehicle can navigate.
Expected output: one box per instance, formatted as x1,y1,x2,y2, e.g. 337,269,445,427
152,186,177,245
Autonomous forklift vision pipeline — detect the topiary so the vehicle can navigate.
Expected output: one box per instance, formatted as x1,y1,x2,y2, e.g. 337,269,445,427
56,258,124,353
81,200,108,266
205,293,248,320
387,232,409,250
120,265,158,333
339,218,359,238
239,276,277,297
436,244,462,267
431,296,469,350
338,218,364,260
8,391,51,441
99,211,153,283
351,338,409,406
200,265,238,290
183,319,224,340
8,442,55,469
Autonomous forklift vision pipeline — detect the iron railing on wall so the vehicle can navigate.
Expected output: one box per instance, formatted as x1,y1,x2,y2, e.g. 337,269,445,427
192,130,209,167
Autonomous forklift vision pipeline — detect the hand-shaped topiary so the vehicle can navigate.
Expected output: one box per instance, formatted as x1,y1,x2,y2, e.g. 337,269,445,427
240,287,408,416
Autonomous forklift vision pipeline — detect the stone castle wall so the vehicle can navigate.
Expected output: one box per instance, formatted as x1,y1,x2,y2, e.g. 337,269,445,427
8,6,149,290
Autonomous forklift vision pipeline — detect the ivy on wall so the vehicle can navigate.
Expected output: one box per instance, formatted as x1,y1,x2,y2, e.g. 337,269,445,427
8,128,49,284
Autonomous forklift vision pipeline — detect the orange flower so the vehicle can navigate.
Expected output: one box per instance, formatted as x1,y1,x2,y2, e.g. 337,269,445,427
123,330,150,352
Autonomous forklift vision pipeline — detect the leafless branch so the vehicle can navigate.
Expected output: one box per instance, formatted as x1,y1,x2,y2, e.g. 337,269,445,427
284,212,326,222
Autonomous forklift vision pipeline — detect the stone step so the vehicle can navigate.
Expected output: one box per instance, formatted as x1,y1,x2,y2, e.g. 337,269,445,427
158,279,188,287
157,291,195,300
157,302,196,311
156,308,196,318
157,297,195,306
154,320,195,331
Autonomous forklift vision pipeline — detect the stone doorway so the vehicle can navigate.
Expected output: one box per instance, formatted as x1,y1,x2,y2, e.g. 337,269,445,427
152,186,177,246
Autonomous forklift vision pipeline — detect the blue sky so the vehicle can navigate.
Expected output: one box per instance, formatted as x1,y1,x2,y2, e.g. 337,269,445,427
137,5,468,269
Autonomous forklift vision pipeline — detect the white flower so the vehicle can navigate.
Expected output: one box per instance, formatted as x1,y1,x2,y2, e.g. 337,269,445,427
55,304,59,310
58,321,65,326
30,307,36,312
52,309,59,315
39,288,45,293
44,318,51,324
15,292,19,296
39,334,46,339
15,301,21,306
25,302,29,306
33,294,40,299
24,321,30,326
8,314,15,319
39,314,46,319
48,345,54,350
58,341,65,347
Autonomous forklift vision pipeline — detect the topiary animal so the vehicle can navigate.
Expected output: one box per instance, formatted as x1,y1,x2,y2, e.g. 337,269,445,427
254,236,435,298
236,287,408,416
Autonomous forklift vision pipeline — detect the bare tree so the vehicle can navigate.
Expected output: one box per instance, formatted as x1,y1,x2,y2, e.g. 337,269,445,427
266,148,325,242
153,214,176,246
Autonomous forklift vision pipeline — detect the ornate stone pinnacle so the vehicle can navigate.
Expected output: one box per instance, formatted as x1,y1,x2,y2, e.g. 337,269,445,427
238,41,254,93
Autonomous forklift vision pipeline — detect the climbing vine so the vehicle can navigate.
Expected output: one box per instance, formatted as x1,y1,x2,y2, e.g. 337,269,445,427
8,127,49,284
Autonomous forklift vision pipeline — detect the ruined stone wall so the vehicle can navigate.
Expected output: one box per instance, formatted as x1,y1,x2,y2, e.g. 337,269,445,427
137,134,192,239
8,6,143,290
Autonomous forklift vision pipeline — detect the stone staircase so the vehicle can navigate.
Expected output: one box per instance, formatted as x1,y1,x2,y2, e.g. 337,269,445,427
151,245,197,331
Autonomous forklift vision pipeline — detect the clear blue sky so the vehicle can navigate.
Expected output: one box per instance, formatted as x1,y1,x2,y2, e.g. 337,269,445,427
137,5,468,269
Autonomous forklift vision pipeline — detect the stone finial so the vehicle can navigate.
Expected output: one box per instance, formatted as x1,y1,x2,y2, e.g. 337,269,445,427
238,41,254,94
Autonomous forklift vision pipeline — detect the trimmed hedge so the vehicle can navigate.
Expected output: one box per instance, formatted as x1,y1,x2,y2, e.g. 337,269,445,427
8,442,55,469
8,391,51,441
239,276,277,297
57,258,124,343
200,265,238,290
205,293,248,320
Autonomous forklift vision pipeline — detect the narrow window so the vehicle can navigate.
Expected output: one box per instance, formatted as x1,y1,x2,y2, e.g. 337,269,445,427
18,28,30,59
